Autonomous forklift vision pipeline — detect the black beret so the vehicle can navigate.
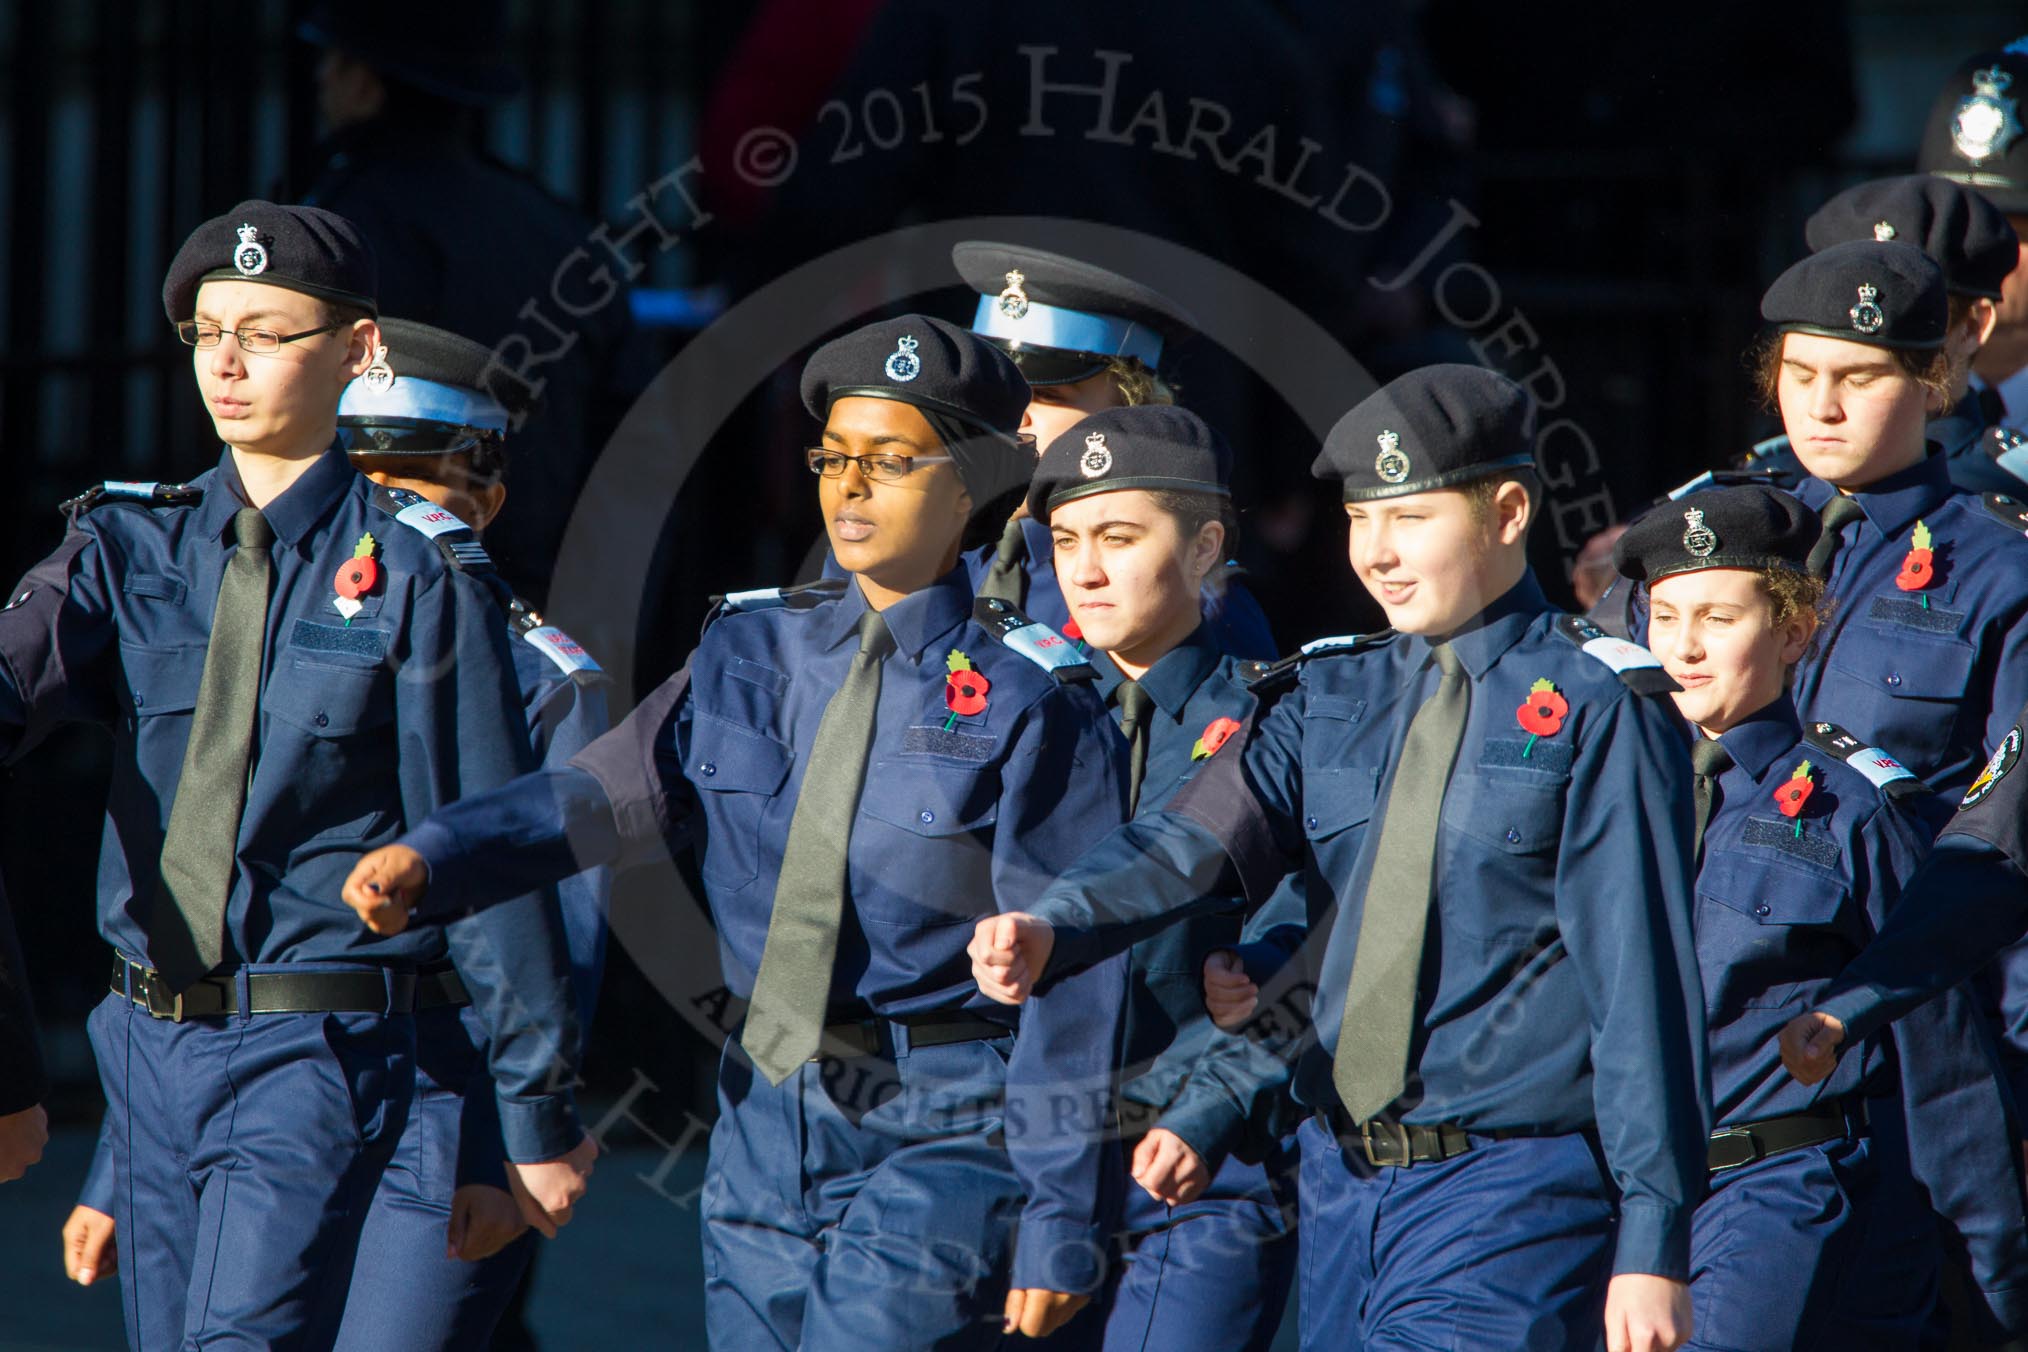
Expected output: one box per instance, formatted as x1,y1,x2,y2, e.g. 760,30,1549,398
1025,405,1231,520
1613,484,1819,584
162,200,379,322
1313,364,1536,502
1918,44,2028,216
1759,239,1948,351
801,314,1034,513
337,317,534,456
1805,175,2019,299
952,241,1196,386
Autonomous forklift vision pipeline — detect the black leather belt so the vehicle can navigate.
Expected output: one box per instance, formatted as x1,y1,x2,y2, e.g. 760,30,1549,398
1320,1106,1530,1168
111,957,468,1023
813,1013,1013,1060
1707,1098,1864,1174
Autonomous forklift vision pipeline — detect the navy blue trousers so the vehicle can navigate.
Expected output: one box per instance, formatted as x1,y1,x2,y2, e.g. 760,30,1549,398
701,1037,1029,1350
1688,1133,1935,1351
1099,1141,1298,1351
88,977,415,1350
332,1008,532,1351
1293,1117,1616,1352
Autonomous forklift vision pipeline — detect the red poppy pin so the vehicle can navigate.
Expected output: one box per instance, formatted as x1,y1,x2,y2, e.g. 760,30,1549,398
1515,678,1567,758
1775,759,1814,836
1895,521,1934,606
1192,716,1243,761
943,649,990,730
332,533,380,623
1062,617,1088,654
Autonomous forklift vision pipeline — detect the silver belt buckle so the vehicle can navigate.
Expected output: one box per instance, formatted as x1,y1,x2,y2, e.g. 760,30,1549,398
1360,1119,1412,1168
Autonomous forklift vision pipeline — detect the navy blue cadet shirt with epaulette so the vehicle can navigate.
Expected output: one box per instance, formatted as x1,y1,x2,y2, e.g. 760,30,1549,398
1030,574,1709,1279
1083,625,1289,1167
393,565,1132,1290
0,446,584,1160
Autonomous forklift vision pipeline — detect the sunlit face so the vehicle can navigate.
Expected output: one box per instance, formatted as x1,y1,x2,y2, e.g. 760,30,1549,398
351,452,506,533
1020,371,1123,452
191,279,375,455
1647,568,1811,735
1050,489,1222,669
1776,332,1936,489
818,396,972,593
1344,483,1527,636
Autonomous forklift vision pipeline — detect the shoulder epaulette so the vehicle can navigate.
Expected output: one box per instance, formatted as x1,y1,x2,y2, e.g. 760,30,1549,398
710,577,849,615
502,594,606,684
368,485,494,574
60,480,202,518
1986,428,2028,486
1744,433,1792,464
1241,631,1396,689
1553,615,1679,696
972,596,1097,684
1802,720,1928,800
1980,491,2028,536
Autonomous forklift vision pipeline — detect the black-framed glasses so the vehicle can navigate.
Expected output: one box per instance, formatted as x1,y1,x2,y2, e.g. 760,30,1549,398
805,448,956,482
176,320,344,354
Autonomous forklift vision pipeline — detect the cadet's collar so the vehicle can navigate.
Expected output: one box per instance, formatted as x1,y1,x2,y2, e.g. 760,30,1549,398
197,442,357,550
821,567,972,662
1091,623,1222,719
1710,694,1803,782
1403,571,1551,680
1799,442,1951,537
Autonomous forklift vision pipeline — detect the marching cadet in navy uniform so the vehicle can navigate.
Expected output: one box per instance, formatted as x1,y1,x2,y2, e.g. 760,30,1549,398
1025,405,1296,1349
972,365,1709,1352
1615,484,2026,1349
952,242,1278,660
63,317,616,1345
339,315,1132,1346
0,202,591,1348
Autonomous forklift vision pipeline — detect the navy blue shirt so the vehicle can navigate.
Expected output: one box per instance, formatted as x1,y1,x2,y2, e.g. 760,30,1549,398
0,446,583,1160
1790,451,2028,800
393,567,1132,1291
1089,627,1290,1169
1030,575,1709,1279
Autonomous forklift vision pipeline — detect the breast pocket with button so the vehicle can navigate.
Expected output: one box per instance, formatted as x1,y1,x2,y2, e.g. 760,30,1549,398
686,712,794,893
1696,857,1859,1013
854,759,1001,928
1819,628,1975,773
260,654,401,845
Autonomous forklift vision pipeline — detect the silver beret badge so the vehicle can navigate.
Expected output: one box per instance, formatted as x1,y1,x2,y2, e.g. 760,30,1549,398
884,334,921,382
1682,508,1718,558
232,223,269,277
1849,283,1885,335
1079,431,1113,478
1374,429,1410,484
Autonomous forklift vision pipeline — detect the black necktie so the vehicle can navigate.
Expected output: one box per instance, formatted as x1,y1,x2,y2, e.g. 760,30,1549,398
1805,496,1866,580
155,508,273,990
1335,643,1468,1120
1691,737,1733,860
741,609,893,1083
976,517,1025,605
1114,679,1154,814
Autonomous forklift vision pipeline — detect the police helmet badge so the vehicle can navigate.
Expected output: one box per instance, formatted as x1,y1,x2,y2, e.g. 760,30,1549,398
1079,430,1113,478
1374,429,1410,484
361,340,395,393
232,222,269,277
1872,220,1897,242
1681,508,1719,558
884,334,921,382
997,269,1030,320
1849,283,1885,335
1952,68,2024,165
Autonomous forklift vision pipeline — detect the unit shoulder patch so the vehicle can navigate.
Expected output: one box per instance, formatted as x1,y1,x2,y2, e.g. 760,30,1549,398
1553,615,1679,695
1801,720,1927,800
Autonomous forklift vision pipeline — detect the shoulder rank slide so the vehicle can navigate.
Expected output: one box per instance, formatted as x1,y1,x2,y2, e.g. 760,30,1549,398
1982,492,2028,536
713,577,849,614
1241,631,1395,689
1802,721,1927,800
1743,433,1792,465
60,480,202,518
370,485,495,573
973,597,1096,684
1553,615,1679,695
521,620,604,682
1987,427,2028,486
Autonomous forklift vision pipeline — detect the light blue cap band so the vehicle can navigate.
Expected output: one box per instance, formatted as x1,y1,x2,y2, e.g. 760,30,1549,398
971,295,1164,367
338,375,509,432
